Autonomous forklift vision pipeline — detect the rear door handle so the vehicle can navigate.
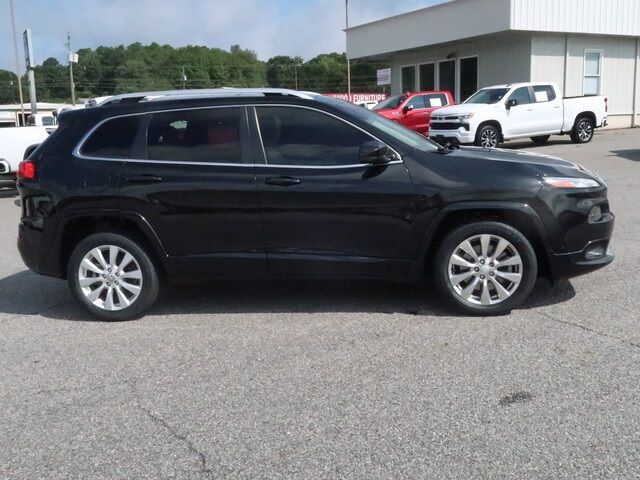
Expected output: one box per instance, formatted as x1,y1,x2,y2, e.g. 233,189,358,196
265,176,302,187
127,174,163,184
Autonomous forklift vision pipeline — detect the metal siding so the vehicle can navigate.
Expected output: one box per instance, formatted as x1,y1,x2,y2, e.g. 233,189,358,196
347,0,511,59
511,0,640,36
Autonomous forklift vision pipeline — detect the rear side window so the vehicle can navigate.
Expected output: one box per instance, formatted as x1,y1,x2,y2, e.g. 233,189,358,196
256,106,372,167
533,85,557,102
81,116,141,158
424,94,448,107
147,108,244,163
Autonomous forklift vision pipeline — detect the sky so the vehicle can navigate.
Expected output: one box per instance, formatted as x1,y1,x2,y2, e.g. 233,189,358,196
0,0,445,72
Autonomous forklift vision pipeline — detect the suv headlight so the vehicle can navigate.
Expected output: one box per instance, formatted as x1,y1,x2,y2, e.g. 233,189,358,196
542,176,601,189
458,113,474,120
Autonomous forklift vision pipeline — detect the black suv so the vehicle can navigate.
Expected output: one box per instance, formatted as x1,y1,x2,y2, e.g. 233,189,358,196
17,88,614,320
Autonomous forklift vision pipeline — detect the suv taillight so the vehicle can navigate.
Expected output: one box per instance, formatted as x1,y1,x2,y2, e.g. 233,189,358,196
17,161,36,180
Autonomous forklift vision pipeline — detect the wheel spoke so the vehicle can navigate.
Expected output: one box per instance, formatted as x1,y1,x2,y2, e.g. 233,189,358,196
114,286,130,307
86,284,105,302
480,280,492,305
450,271,474,286
120,269,142,280
497,255,521,267
104,287,115,310
460,241,478,261
491,278,511,300
450,254,475,268
91,248,109,270
495,271,522,283
109,245,119,267
480,235,491,258
460,277,480,299
117,252,134,272
79,276,101,287
119,281,141,295
81,258,104,275
492,238,509,260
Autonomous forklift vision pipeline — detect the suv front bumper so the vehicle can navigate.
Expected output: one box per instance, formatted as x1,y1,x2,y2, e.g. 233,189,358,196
429,129,475,145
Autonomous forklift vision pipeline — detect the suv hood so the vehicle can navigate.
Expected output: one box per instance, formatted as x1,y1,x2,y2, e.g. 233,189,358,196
454,146,579,169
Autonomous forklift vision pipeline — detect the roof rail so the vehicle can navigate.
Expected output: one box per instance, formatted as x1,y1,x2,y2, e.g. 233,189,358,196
97,88,318,106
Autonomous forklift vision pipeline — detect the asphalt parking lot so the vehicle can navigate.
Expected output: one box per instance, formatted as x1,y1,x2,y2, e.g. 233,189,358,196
0,128,639,479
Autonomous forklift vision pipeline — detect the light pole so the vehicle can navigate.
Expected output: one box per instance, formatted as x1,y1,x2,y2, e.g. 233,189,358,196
8,0,25,123
345,0,351,97
66,32,76,104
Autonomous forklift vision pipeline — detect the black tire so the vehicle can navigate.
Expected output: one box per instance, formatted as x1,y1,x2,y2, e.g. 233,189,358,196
570,116,595,144
67,232,160,321
474,124,501,148
433,222,538,316
530,135,550,145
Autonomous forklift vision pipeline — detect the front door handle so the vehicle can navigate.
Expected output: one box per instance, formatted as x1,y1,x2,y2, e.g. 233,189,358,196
127,174,163,184
265,176,302,187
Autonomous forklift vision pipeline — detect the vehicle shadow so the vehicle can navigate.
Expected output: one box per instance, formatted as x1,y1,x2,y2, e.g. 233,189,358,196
609,149,640,162
0,269,576,322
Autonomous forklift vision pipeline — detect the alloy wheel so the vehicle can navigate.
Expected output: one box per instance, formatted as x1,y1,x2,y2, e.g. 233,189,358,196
480,129,499,148
447,234,523,306
78,245,143,311
577,121,593,141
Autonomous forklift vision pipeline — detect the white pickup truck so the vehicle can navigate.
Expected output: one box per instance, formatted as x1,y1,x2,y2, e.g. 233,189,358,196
0,126,54,189
429,82,607,148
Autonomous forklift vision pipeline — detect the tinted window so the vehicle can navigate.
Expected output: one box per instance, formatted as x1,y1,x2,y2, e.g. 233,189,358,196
508,87,532,105
81,115,141,158
465,88,509,104
147,108,243,163
373,95,406,110
533,85,556,102
419,63,435,90
406,95,426,109
256,107,372,167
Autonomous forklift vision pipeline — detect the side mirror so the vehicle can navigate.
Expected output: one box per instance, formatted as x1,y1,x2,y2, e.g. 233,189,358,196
402,104,414,114
359,140,397,165
506,99,518,109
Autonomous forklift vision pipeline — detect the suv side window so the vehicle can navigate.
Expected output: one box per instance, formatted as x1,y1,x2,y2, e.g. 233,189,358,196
507,87,533,106
81,115,142,159
533,85,557,102
405,96,426,109
147,107,244,163
256,106,372,167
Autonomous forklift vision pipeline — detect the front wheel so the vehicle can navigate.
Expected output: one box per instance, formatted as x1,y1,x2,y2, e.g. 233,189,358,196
570,117,595,144
67,232,160,321
474,125,501,148
434,222,538,315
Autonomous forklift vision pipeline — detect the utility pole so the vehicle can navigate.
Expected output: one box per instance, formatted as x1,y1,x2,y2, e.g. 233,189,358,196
181,66,187,89
345,0,351,97
293,64,300,90
9,0,25,124
65,32,76,104
23,29,37,115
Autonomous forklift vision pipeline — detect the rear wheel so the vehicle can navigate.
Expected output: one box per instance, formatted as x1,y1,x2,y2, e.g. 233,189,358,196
530,135,550,145
475,124,501,148
67,232,159,321
570,117,595,144
434,222,538,315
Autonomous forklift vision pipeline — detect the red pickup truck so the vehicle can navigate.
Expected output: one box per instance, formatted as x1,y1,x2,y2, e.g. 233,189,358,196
373,91,454,135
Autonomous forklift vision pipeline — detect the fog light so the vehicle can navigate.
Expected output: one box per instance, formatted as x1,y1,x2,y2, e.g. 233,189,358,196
588,204,603,223
585,245,605,260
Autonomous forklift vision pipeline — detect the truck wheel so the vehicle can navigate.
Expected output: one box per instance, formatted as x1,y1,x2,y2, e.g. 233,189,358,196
434,222,538,315
570,117,595,144
530,135,550,145
475,125,500,148
67,232,160,321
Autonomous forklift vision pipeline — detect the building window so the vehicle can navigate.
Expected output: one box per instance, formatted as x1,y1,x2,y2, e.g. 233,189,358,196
419,63,435,91
584,50,602,95
401,65,416,92
459,57,478,102
438,60,456,98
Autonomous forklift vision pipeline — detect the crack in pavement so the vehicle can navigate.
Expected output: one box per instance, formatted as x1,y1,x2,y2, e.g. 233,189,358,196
129,383,215,480
536,310,640,351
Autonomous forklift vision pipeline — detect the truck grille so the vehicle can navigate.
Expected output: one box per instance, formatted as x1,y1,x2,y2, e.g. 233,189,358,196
431,122,468,131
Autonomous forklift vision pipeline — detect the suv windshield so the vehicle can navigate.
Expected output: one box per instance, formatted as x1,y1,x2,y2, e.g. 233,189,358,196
464,88,510,104
373,95,406,110
317,96,440,152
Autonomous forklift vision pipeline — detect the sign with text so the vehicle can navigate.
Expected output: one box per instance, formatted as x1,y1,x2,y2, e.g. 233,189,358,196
377,68,391,86
23,29,35,69
324,93,387,104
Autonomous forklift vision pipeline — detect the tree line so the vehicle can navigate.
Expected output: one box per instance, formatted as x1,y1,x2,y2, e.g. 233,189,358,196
0,42,385,104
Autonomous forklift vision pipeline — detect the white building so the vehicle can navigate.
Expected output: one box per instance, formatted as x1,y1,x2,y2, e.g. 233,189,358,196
346,0,640,128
